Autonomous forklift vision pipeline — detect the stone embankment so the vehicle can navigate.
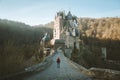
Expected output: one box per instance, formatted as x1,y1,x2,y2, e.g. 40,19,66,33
89,67,120,80
67,57,120,80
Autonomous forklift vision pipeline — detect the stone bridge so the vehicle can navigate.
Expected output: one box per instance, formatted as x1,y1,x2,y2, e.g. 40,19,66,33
23,50,92,80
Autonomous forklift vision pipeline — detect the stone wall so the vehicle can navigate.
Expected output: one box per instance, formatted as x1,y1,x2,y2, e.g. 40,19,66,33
89,67,120,80
64,48,72,58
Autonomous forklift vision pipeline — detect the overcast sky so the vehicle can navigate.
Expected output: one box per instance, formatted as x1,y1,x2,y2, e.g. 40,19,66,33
0,0,120,26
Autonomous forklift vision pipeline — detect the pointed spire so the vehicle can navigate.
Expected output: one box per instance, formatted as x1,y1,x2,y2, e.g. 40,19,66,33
42,33,50,42
67,11,72,20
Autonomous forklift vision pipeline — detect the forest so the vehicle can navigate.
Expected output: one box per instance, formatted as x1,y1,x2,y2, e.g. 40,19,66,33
71,17,120,70
0,19,53,77
78,17,120,60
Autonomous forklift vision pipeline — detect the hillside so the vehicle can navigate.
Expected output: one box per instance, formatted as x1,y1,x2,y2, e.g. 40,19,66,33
78,17,120,40
0,19,53,77
71,17,120,70
35,21,54,29
78,17,120,60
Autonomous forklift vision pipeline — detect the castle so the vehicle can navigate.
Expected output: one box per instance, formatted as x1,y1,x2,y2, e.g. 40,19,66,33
51,11,80,49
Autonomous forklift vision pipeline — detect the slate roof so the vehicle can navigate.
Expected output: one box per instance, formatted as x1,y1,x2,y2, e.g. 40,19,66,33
67,11,73,20
55,39,65,44
42,33,51,42
44,35,50,42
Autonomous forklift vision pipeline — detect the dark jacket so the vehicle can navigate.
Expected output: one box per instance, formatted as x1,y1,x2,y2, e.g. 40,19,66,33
57,57,60,63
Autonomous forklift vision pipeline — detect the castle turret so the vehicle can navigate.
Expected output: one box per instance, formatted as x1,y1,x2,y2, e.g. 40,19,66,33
53,11,65,39
52,11,80,49
67,11,72,20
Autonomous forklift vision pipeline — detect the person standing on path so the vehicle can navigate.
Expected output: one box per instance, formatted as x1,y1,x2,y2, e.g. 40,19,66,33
56,57,61,68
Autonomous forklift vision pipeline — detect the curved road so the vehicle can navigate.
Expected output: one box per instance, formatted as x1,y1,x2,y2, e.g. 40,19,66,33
24,50,92,80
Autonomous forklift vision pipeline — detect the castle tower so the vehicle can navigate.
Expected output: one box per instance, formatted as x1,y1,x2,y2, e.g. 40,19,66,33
52,11,80,49
53,11,65,39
